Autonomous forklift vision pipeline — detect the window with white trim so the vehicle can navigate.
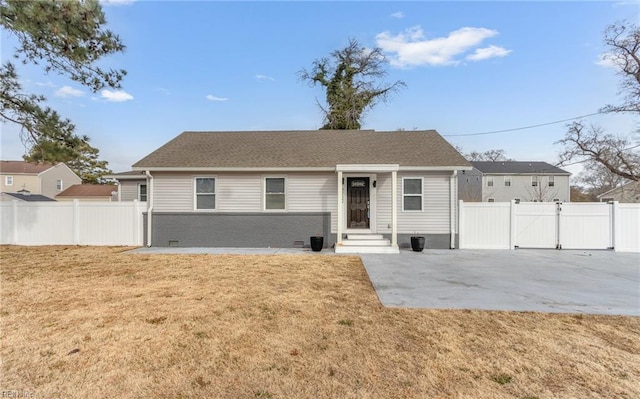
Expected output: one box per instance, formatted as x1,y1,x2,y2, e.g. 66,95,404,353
531,176,538,187
56,179,63,191
194,177,215,210
265,177,285,210
548,176,555,187
504,176,511,187
138,184,147,202
487,177,494,187
5,176,13,186
402,177,422,211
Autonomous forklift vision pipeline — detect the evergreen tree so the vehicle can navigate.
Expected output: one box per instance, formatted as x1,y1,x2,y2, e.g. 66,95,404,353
0,0,125,178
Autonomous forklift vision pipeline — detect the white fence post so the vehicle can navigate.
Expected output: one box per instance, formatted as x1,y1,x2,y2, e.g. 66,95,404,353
458,200,464,249
12,200,18,244
613,201,620,251
73,199,80,245
509,200,516,250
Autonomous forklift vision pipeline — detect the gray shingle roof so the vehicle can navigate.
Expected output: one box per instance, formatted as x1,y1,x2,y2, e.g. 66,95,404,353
2,192,56,202
471,161,570,175
133,130,470,169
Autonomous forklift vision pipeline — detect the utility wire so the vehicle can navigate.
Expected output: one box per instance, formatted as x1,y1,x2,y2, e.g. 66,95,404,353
443,111,606,137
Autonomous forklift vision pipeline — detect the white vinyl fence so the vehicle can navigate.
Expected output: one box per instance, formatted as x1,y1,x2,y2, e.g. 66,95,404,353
459,201,640,253
0,200,145,246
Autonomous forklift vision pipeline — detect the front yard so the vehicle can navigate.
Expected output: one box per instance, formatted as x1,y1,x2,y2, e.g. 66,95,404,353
1,246,638,398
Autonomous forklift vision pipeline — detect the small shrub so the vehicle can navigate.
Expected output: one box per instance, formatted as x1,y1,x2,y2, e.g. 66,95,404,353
338,319,353,327
193,376,210,388
491,373,512,385
145,316,167,325
194,331,209,339
254,391,273,399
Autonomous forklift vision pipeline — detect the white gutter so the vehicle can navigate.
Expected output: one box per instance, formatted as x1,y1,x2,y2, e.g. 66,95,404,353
450,170,457,249
131,165,473,173
145,170,154,247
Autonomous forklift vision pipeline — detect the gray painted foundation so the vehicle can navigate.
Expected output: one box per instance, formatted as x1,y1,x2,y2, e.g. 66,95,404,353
148,212,333,248
384,234,457,250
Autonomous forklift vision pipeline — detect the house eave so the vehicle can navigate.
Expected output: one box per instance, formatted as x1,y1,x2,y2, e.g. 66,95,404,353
133,165,473,173
132,167,337,172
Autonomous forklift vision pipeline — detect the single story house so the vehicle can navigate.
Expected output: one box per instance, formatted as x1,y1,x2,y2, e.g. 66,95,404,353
104,171,148,201
131,130,471,253
55,184,118,201
597,181,640,203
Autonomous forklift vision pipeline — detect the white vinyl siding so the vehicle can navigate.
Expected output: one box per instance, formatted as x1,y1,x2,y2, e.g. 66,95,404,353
377,173,451,234
216,174,262,211
118,180,145,201
152,173,337,216
153,174,194,212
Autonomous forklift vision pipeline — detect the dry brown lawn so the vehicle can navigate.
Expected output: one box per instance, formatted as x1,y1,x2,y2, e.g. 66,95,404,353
1,246,638,399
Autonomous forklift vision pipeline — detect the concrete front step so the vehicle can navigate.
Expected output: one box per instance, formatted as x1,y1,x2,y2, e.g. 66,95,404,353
342,239,390,246
335,245,399,254
346,234,384,240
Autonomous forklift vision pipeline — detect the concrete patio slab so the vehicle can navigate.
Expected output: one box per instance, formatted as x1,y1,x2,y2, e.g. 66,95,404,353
361,249,640,316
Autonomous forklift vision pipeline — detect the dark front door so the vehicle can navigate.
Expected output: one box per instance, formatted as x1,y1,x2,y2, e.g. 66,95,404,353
347,177,370,229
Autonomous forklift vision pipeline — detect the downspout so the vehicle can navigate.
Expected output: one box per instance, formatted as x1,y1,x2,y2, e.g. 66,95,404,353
450,170,457,249
145,170,154,247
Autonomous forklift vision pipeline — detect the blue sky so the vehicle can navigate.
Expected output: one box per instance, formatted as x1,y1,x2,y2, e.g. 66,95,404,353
1,1,638,175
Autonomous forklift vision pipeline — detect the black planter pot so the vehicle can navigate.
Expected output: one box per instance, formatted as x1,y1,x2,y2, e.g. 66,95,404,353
411,236,425,252
310,236,324,252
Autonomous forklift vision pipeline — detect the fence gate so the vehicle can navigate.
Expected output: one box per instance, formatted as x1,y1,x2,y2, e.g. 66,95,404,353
514,203,558,248
514,202,613,249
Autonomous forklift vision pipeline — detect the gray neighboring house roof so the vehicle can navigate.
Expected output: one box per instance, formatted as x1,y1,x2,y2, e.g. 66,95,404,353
1,192,56,202
471,161,570,175
132,130,471,170
104,171,147,180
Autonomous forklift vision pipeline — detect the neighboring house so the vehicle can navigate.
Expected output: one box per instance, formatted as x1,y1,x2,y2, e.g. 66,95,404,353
458,161,571,202
56,184,118,202
597,181,640,203
0,190,56,202
132,130,471,253
0,160,81,199
104,171,148,201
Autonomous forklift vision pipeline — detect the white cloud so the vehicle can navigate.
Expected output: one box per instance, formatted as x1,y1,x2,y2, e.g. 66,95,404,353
157,87,171,95
55,86,84,98
390,11,404,19
100,89,134,102
34,81,57,88
466,45,511,61
256,74,275,81
596,53,618,69
206,94,228,101
376,26,510,67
